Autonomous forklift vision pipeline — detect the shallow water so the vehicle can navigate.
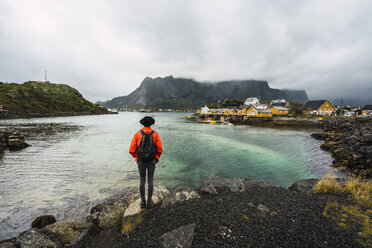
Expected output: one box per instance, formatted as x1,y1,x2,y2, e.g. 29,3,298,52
0,112,340,239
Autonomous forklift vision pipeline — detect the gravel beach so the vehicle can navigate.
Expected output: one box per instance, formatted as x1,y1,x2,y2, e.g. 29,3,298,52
71,185,362,248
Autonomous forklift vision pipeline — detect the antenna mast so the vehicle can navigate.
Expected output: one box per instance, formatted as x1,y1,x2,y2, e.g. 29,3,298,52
44,70,47,82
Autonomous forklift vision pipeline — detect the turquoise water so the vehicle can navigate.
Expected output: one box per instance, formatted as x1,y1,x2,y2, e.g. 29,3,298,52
0,112,339,239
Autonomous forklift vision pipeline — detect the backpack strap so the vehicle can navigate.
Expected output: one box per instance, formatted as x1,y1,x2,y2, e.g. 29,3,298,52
139,130,155,136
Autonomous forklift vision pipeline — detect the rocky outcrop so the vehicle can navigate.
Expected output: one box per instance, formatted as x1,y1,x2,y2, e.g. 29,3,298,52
315,119,372,177
198,176,283,194
122,186,170,235
0,132,30,151
43,219,93,246
16,229,62,248
162,186,200,208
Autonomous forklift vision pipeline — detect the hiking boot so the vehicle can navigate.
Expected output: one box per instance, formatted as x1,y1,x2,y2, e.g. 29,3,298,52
140,200,146,209
146,200,152,209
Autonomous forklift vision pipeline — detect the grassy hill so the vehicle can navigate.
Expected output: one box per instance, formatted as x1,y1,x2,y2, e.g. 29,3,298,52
0,81,110,116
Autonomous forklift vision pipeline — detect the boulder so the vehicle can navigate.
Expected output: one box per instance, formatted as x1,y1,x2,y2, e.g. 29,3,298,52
87,190,137,229
199,177,283,194
43,219,93,246
162,186,200,208
16,228,62,248
288,179,319,194
7,138,29,150
122,186,170,235
160,223,196,248
198,177,245,194
31,215,56,228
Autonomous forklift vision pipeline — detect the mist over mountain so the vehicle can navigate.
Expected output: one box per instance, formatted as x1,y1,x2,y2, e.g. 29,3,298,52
97,76,309,109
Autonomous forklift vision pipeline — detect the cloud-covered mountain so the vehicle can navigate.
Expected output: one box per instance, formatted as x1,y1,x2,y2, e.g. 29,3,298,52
97,76,308,109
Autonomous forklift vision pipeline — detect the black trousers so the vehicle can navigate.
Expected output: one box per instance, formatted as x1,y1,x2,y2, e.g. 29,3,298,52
137,160,156,202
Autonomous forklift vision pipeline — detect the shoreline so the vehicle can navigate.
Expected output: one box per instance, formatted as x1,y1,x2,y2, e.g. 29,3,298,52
1,176,368,247
0,111,118,120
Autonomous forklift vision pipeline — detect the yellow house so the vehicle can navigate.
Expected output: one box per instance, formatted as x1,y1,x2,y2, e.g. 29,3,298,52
271,106,289,116
245,106,273,117
362,105,372,116
300,100,335,116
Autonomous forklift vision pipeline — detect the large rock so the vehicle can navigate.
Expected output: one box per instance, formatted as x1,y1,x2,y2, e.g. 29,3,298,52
289,179,319,194
16,228,62,248
199,177,283,194
198,177,245,194
31,215,56,228
122,186,170,235
87,189,137,229
160,223,196,248
162,186,200,208
43,219,93,246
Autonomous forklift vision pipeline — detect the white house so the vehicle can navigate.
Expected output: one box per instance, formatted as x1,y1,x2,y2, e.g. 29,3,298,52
244,97,259,106
201,106,210,114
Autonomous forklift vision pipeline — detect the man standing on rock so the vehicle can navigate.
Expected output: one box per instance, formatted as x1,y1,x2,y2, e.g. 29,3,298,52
129,116,163,209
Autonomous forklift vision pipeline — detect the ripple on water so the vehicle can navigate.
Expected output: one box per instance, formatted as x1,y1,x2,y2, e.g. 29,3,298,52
0,113,339,239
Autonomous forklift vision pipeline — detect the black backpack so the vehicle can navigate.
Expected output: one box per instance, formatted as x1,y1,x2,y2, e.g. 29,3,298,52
137,130,156,162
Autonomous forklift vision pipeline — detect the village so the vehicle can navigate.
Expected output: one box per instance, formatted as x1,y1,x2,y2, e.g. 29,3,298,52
195,97,372,123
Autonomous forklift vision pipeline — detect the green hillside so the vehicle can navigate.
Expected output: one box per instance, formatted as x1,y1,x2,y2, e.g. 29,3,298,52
0,81,110,115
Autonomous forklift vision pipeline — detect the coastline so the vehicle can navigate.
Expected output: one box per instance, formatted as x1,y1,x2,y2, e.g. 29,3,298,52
1,177,368,248
0,111,118,120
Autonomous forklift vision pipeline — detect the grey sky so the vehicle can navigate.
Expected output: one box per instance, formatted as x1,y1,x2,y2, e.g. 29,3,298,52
1,0,371,102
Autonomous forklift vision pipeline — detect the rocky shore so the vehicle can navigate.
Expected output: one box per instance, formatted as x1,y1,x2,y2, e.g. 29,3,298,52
0,131,30,153
0,177,366,248
0,111,117,120
312,119,372,178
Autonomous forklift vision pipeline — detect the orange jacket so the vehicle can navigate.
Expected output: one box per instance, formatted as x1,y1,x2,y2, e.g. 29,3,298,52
129,127,163,162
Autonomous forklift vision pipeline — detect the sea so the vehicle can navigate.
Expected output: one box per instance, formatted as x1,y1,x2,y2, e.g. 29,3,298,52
0,112,342,239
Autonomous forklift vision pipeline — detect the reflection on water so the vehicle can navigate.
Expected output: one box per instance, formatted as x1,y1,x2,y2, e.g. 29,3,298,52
0,112,340,239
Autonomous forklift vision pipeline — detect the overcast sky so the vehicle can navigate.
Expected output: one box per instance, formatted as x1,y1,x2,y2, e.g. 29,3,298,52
0,0,371,102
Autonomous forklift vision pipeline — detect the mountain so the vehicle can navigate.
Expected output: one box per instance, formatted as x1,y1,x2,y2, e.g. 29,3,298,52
98,76,309,109
0,81,111,116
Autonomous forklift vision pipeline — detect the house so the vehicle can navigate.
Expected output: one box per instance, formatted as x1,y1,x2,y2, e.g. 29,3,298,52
300,100,335,116
201,106,210,114
244,97,259,106
245,106,273,118
269,99,291,108
255,104,269,110
271,106,289,116
362,105,372,116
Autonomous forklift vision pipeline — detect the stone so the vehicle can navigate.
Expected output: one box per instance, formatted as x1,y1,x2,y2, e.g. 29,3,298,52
257,204,269,212
162,186,200,208
0,242,17,248
122,186,170,235
43,219,93,246
160,223,196,248
31,215,56,228
199,177,283,195
288,179,319,194
87,191,137,229
16,228,62,248
198,177,245,194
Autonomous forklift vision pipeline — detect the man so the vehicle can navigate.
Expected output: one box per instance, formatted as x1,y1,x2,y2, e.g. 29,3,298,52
129,116,163,209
